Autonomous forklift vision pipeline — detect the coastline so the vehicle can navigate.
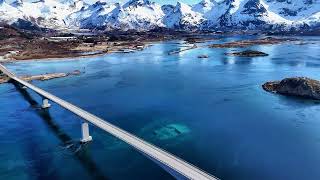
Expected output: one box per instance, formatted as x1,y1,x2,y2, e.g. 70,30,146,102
0,27,310,64
0,27,190,63
0,43,156,64
0,51,111,63
1,25,288,63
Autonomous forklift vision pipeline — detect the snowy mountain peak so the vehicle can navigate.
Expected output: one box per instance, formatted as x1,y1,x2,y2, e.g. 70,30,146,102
192,0,217,14
163,1,204,30
176,1,192,10
264,0,319,20
161,4,174,14
195,0,218,8
201,0,218,5
10,0,23,7
91,1,107,7
124,0,151,7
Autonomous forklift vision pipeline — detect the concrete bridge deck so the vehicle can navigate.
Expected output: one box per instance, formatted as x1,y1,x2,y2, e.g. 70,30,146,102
0,64,218,180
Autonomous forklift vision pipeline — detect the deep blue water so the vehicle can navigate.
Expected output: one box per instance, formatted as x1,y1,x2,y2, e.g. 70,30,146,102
1,35,320,180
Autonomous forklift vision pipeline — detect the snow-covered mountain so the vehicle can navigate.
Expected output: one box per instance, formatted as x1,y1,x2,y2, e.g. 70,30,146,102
163,2,204,30
0,0,87,29
67,0,165,31
194,0,319,30
0,0,319,31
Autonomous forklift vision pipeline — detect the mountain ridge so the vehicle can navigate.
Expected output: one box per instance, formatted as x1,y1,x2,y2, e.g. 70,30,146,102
0,0,319,32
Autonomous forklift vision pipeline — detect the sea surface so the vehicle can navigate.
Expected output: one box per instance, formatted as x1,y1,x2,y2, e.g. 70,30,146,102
0,35,320,180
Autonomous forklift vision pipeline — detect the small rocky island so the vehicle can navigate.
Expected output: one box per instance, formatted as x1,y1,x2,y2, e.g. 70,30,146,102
263,77,320,100
226,50,269,57
209,37,297,48
198,55,209,59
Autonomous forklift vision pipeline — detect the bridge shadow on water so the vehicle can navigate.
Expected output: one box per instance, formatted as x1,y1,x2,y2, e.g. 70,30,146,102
12,82,109,180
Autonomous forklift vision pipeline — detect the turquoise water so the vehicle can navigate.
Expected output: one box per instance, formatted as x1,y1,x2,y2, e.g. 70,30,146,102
1,35,320,180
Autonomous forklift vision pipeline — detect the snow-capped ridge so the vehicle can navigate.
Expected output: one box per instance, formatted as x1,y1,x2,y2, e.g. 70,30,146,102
0,0,319,31
192,0,218,14
163,1,204,30
124,0,152,8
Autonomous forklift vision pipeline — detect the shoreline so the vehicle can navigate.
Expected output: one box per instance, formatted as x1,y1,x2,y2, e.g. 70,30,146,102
0,28,313,64
0,42,157,64
0,51,111,63
0,43,152,63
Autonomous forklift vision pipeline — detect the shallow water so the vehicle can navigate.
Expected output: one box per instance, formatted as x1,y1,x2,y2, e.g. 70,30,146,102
1,35,320,180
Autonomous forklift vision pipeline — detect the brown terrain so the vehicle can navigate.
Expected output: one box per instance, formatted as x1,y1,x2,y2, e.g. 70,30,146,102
0,24,301,61
0,25,189,61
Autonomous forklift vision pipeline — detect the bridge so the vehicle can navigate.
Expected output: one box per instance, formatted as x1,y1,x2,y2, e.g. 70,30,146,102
0,64,218,180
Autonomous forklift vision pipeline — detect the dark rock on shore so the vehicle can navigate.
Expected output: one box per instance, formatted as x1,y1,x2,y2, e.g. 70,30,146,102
262,77,320,100
185,37,203,43
198,55,209,59
67,70,82,76
226,50,268,57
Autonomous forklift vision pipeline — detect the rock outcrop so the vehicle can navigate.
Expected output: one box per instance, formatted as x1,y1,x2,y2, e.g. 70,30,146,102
263,77,320,100
226,50,268,57
21,73,68,81
198,55,209,58
0,70,82,84
209,37,296,48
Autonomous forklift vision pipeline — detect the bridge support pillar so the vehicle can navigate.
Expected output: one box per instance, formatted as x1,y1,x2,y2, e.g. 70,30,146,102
41,98,51,109
80,121,92,143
